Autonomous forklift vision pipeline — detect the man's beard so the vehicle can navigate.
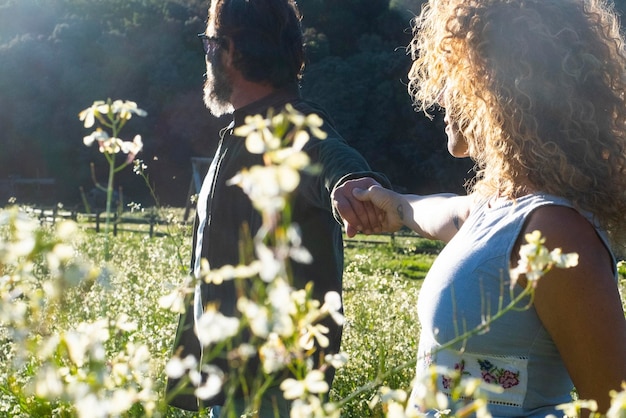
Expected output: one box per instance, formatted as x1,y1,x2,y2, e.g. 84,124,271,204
203,55,234,117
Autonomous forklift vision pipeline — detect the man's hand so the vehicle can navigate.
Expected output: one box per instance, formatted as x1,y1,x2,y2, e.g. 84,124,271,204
331,177,384,237
352,185,406,234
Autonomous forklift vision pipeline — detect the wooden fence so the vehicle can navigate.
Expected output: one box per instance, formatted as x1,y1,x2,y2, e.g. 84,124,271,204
22,206,424,244
24,206,170,238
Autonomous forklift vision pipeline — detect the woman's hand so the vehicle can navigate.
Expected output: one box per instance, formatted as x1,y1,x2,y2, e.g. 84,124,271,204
351,185,407,234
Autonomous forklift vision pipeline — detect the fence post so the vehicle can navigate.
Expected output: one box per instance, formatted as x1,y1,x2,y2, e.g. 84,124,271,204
149,215,155,238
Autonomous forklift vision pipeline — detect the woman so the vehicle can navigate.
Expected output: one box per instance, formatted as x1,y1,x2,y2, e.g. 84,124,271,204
353,0,626,415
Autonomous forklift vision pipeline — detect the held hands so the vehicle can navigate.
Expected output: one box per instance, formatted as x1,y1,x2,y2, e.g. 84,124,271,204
331,177,385,237
351,185,406,235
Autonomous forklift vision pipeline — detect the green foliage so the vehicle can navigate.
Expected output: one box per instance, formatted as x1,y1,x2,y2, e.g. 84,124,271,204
338,240,426,417
300,35,474,194
1,0,473,208
4,0,626,204
0,0,214,205
345,236,439,281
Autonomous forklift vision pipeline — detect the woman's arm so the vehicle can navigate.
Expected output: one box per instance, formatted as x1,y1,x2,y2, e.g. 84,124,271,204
351,185,473,243
518,205,626,413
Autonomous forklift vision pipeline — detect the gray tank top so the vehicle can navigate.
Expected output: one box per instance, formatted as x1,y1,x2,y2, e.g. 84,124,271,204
409,194,615,417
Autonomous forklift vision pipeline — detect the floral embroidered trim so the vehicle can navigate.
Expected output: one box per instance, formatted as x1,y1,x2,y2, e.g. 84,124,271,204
442,359,471,389
430,348,529,408
478,359,520,388
440,358,521,390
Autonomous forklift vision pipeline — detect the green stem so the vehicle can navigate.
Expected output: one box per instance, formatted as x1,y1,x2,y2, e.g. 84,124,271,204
104,153,115,261
103,118,121,262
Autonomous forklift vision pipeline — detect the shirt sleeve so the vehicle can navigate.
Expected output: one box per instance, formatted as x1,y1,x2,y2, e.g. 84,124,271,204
300,125,391,218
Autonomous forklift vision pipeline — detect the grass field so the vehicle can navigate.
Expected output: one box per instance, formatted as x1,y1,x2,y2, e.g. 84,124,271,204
1,209,625,417
335,236,439,417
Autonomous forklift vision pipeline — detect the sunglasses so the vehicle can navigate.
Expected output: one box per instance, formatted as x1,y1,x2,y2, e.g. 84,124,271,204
198,33,223,56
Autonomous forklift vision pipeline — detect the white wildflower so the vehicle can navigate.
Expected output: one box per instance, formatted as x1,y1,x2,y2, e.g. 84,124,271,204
114,313,137,332
267,279,295,336
120,134,143,160
369,386,407,408
195,305,240,346
165,355,198,379
281,370,329,400
231,343,257,361
100,137,125,154
259,333,290,374
549,247,579,269
75,393,106,418
34,366,64,398
158,288,188,314
557,399,598,417
83,128,109,147
133,158,148,174
55,220,79,241
321,291,345,326
607,382,626,418
299,323,330,350
237,297,269,338
63,319,109,367
289,396,321,418
386,402,409,418
195,365,224,400
228,165,299,213
110,99,147,120
0,209,37,262
78,100,109,128
324,352,348,369
110,389,138,415
290,245,313,265
255,243,283,283
510,230,578,288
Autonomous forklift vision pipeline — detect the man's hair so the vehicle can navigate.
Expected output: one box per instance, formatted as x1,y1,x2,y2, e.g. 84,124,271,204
209,0,305,88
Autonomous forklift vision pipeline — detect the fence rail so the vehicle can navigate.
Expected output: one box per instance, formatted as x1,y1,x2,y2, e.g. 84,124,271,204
24,206,171,238
22,206,425,243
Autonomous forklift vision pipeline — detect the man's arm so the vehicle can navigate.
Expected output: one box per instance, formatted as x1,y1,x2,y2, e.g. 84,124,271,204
303,127,391,237
351,185,472,243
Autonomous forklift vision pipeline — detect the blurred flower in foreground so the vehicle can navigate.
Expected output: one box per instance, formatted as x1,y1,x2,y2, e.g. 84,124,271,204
510,230,578,288
607,382,626,418
281,370,329,399
195,305,240,347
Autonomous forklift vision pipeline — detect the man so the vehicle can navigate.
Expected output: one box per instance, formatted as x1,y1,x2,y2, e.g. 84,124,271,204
167,0,390,415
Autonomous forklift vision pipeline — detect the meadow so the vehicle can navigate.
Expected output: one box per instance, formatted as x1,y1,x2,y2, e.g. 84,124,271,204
1,208,625,418
0,207,439,417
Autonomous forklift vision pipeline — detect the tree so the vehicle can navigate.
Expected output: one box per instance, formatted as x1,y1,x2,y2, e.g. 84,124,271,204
0,0,220,205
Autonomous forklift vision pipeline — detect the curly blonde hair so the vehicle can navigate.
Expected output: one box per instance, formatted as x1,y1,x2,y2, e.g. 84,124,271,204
409,0,626,246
